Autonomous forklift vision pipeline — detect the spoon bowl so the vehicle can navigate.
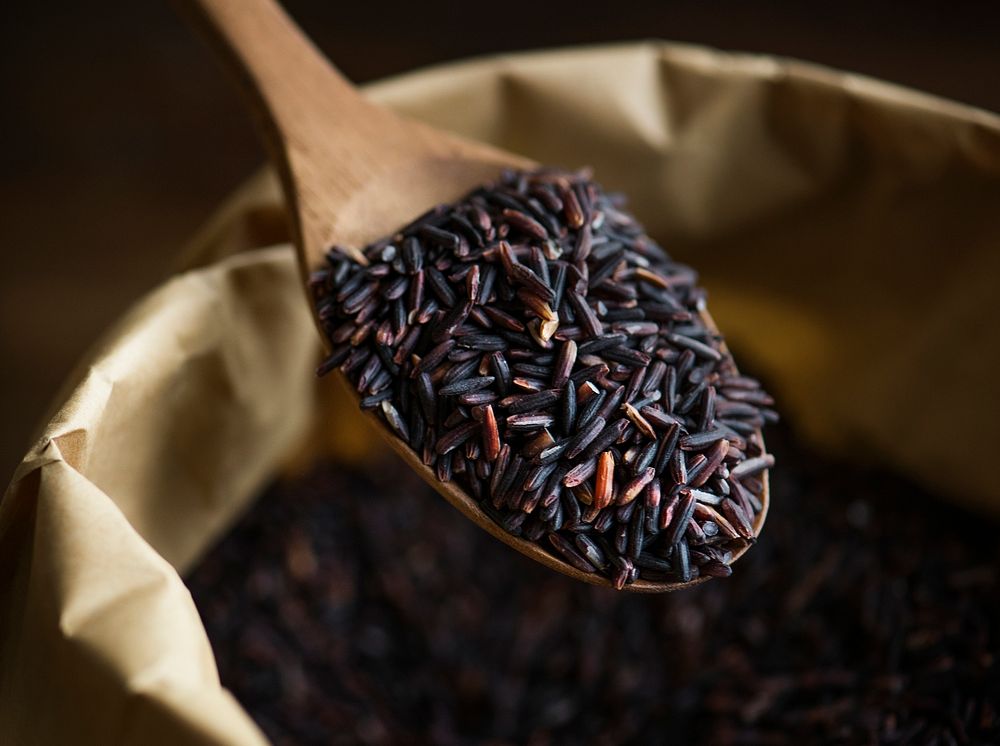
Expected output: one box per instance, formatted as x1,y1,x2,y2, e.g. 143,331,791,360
184,0,768,591
349,374,769,593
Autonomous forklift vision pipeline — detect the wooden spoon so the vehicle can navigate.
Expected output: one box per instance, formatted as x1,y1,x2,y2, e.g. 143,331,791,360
183,0,767,591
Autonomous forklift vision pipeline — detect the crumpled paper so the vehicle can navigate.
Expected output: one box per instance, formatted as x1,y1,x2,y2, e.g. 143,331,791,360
2,41,998,745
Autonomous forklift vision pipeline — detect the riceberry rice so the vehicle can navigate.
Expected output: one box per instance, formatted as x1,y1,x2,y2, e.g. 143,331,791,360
187,423,1000,745
311,168,776,586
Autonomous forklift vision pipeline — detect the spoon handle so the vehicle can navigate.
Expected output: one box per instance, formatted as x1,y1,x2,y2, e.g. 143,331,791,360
179,0,528,273
182,0,363,135
180,0,390,262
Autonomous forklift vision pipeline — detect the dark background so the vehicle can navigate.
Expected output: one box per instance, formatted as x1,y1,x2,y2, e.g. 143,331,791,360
2,0,998,479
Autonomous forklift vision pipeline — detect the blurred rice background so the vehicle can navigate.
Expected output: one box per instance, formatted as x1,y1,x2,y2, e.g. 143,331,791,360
1,0,997,479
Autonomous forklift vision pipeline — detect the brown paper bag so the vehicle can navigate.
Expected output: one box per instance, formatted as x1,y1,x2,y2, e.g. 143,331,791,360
2,42,998,745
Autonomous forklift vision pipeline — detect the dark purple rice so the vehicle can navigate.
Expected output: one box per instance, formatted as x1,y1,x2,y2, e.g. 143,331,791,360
311,168,775,585
185,426,1000,745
